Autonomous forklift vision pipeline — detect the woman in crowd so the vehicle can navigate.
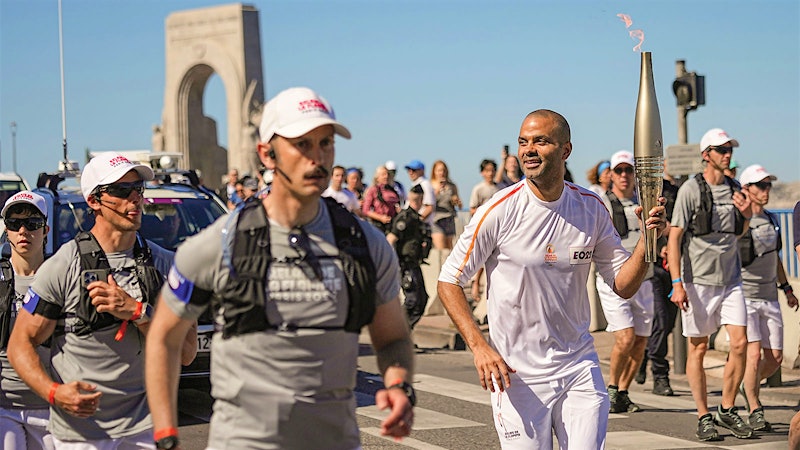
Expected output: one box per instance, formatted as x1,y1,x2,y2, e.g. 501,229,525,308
430,160,462,250
586,159,612,196
361,165,401,234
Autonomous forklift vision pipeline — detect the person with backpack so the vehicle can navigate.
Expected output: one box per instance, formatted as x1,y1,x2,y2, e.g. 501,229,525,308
596,151,654,414
362,165,401,234
387,184,432,329
144,87,415,450
736,164,797,432
7,153,186,448
667,128,755,441
0,191,53,449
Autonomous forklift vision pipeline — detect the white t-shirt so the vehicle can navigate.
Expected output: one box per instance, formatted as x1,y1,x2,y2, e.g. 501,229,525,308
411,176,436,226
439,180,629,382
322,187,360,213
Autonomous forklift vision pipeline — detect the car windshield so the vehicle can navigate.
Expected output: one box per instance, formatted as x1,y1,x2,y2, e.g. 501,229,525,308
55,200,96,249
140,198,226,251
0,180,28,207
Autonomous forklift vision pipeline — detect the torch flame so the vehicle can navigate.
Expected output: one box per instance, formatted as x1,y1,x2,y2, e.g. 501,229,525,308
617,13,646,52
617,13,632,28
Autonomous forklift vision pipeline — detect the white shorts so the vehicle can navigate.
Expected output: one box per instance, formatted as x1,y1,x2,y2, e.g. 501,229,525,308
490,362,608,450
52,428,154,450
681,282,747,338
597,277,654,336
0,407,53,450
745,299,784,349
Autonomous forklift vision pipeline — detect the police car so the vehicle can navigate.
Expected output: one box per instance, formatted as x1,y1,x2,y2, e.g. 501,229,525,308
33,159,227,381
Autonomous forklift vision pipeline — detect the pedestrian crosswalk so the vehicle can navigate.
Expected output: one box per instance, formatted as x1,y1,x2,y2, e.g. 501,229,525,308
357,371,791,450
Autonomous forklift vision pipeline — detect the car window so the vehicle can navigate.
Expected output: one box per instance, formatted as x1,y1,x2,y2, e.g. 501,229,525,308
55,200,96,250
141,198,226,251
0,180,28,207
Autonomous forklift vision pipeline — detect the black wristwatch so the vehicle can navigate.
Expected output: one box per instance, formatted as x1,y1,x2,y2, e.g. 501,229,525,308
387,381,417,406
155,435,179,450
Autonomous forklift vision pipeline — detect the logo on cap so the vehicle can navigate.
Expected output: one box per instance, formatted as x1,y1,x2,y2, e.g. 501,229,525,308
108,156,133,167
11,192,34,202
298,99,330,114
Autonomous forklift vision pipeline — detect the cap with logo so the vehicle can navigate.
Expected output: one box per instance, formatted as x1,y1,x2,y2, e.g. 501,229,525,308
610,151,635,169
2,191,47,218
404,160,425,171
80,152,155,201
739,164,777,186
700,128,739,152
259,87,351,143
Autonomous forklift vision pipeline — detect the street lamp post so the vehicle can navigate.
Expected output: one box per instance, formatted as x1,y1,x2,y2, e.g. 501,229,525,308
9,121,17,173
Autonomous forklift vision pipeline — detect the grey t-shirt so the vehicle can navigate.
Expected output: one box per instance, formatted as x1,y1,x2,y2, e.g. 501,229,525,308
0,273,51,409
601,192,654,280
161,199,400,449
469,181,499,212
26,238,173,440
741,212,780,302
671,176,741,285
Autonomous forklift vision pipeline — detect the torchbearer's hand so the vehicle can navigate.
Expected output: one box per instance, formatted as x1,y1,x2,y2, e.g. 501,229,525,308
634,197,668,238
376,386,414,440
473,344,515,392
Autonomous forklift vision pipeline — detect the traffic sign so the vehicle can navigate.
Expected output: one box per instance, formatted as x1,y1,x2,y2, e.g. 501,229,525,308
665,144,702,176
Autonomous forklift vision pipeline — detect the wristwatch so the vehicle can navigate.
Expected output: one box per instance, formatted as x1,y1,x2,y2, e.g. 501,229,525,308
387,381,417,406
155,435,179,450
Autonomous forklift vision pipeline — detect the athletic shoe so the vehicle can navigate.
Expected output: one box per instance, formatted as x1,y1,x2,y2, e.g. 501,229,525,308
748,407,771,432
608,386,622,413
714,405,754,439
696,413,721,441
652,377,674,396
613,390,641,413
738,382,750,412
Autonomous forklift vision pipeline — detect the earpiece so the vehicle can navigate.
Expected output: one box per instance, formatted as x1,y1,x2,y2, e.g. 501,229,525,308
269,149,276,159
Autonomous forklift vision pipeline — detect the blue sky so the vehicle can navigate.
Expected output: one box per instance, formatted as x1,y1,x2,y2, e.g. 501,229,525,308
1,0,798,199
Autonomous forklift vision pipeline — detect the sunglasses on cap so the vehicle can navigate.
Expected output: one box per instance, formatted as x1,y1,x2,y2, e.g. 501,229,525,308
708,146,734,155
613,166,634,175
95,181,145,199
751,181,772,190
4,217,46,232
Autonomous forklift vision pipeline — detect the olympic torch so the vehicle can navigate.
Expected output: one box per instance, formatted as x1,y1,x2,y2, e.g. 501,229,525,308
633,51,663,263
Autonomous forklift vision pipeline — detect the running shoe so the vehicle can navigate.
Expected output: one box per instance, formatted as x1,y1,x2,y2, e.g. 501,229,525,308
714,405,754,439
653,377,674,396
748,407,771,432
696,413,721,441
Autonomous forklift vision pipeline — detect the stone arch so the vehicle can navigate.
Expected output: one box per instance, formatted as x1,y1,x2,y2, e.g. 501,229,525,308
161,4,264,189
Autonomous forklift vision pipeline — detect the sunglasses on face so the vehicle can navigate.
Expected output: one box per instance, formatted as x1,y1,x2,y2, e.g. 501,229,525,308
288,230,324,280
5,217,46,232
751,181,772,190
96,181,145,199
613,166,634,175
708,146,733,155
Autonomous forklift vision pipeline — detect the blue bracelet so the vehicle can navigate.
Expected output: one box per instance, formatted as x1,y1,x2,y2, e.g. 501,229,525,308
671,278,682,284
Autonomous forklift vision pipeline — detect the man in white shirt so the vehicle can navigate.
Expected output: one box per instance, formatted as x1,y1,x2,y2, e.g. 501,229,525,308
404,160,435,227
323,165,362,216
438,109,666,449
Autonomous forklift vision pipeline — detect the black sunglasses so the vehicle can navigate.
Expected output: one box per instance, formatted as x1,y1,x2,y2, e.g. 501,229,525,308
288,229,324,280
751,181,772,190
5,217,46,232
708,146,734,155
613,166,634,175
96,181,145,199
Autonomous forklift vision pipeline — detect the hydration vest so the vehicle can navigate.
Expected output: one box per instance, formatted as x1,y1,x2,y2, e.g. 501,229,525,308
213,197,376,339
739,211,782,267
0,244,14,349
58,232,162,336
690,173,745,236
606,191,640,239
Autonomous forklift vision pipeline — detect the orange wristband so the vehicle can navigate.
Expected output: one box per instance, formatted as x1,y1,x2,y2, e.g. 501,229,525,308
387,378,404,387
130,301,144,321
48,382,60,405
154,427,179,441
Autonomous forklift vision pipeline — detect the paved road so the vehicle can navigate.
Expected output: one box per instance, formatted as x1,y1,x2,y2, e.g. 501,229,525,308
174,344,796,449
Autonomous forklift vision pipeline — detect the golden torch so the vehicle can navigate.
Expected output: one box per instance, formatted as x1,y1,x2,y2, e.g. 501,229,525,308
633,51,663,263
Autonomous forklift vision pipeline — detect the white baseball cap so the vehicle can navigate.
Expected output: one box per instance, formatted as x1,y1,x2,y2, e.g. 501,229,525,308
739,164,777,186
610,150,635,169
2,191,47,218
80,152,154,200
258,87,351,143
385,160,397,171
700,128,739,152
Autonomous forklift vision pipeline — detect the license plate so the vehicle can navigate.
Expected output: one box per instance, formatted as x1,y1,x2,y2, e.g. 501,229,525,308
197,333,212,352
